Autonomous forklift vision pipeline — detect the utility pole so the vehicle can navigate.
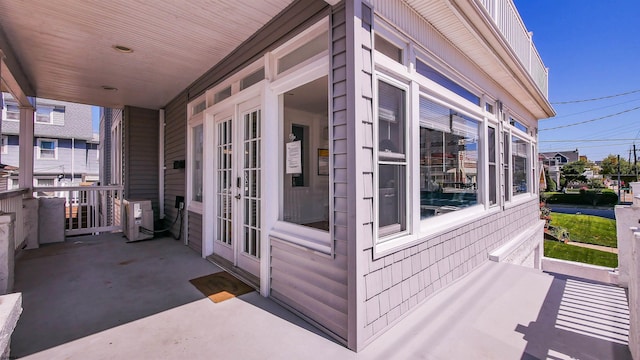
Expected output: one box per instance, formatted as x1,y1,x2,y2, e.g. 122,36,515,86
618,154,622,204
635,144,638,182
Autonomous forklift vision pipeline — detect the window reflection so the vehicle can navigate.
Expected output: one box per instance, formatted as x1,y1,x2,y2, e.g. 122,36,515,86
419,98,479,219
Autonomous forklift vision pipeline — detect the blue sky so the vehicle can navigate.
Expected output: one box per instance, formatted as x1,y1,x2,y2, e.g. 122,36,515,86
91,106,100,133
514,0,640,162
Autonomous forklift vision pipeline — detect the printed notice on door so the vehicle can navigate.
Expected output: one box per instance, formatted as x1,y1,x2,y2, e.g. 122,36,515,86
286,141,302,174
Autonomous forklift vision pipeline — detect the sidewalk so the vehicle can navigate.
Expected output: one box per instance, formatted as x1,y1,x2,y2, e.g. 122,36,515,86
566,241,618,254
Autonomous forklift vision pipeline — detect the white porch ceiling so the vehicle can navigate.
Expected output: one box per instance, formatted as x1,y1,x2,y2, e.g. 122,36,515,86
0,0,297,109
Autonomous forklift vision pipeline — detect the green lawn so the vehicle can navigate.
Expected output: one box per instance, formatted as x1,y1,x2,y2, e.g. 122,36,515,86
544,240,618,268
549,212,617,248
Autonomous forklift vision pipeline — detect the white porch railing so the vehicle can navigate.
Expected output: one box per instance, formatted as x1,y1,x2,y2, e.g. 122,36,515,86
32,185,124,237
0,189,29,250
478,0,549,97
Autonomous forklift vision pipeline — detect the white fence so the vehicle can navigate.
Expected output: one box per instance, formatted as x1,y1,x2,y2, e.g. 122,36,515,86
32,185,124,236
478,0,549,96
0,189,28,249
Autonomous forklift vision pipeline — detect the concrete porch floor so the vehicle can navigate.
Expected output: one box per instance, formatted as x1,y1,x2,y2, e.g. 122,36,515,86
10,233,632,359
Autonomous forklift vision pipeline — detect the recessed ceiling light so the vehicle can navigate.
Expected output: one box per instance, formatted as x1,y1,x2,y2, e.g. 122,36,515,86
101,85,118,91
112,45,133,53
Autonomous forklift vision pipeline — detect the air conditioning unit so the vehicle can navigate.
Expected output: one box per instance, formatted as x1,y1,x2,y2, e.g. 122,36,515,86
122,199,154,242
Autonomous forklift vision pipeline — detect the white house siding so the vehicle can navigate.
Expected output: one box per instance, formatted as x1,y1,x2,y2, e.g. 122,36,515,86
269,3,349,342
354,0,543,346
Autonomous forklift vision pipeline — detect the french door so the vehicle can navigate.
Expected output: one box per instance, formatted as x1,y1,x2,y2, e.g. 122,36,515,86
213,99,261,279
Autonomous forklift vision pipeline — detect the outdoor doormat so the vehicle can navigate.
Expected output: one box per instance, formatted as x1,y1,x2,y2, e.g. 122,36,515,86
189,271,254,303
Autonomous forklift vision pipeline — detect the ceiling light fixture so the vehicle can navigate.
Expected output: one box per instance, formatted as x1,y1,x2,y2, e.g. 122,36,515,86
112,45,133,53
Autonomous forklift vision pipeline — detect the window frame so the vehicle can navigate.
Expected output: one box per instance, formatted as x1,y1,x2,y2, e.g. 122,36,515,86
187,95,205,215
372,22,511,256
374,73,411,245
503,111,536,207
268,20,333,254
37,138,58,160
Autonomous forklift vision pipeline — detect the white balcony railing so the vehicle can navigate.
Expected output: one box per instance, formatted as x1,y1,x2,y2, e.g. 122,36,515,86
478,0,549,97
32,185,124,236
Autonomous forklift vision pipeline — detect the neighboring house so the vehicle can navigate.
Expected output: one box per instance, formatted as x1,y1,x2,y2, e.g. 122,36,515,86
0,0,556,352
540,150,580,189
0,94,99,190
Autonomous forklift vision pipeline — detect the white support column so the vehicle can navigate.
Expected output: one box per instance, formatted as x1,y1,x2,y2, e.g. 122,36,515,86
18,106,34,189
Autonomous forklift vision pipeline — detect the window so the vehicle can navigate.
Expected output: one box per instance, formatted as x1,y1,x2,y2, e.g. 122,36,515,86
37,139,57,159
281,76,329,232
512,135,529,195
277,31,328,74
377,79,407,238
192,124,204,202
214,86,232,104
5,104,19,121
1,135,7,154
416,60,480,105
240,68,265,90
419,98,479,219
375,34,403,63
510,117,528,133
487,126,498,206
37,178,54,187
36,106,53,123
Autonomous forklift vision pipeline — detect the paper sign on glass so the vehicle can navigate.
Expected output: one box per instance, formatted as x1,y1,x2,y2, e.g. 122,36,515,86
286,140,302,174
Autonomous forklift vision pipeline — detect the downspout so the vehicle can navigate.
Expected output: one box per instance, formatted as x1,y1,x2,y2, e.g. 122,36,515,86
159,109,165,219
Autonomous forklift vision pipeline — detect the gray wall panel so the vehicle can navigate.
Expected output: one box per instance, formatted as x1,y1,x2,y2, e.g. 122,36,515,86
188,211,202,253
163,91,187,241
124,106,160,220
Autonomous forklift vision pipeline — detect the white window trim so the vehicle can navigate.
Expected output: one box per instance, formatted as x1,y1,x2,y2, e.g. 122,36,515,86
373,72,414,254
187,111,204,214
37,138,58,160
269,18,330,81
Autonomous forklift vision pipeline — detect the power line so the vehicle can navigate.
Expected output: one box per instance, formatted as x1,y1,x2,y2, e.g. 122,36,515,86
539,106,640,131
551,89,640,104
540,139,640,142
540,97,640,120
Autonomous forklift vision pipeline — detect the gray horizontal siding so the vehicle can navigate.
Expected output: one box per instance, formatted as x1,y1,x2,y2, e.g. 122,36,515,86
187,211,202,253
163,91,187,242
124,106,160,220
270,238,348,339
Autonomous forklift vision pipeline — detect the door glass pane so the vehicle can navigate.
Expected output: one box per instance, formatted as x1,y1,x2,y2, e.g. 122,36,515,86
242,109,261,258
216,119,233,246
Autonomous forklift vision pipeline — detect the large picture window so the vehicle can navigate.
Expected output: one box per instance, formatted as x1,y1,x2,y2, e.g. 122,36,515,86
377,80,407,238
281,76,329,231
419,98,479,219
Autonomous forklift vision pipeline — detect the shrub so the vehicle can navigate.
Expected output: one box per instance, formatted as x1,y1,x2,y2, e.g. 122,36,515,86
544,190,618,206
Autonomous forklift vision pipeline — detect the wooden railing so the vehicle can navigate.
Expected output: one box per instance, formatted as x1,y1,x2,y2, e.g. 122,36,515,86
32,185,124,236
478,0,549,97
0,189,29,250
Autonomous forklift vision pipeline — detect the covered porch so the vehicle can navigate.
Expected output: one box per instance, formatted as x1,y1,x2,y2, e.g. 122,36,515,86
10,233,631,359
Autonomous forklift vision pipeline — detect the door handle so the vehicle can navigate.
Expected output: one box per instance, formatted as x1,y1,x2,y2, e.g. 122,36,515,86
235,194,241,200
